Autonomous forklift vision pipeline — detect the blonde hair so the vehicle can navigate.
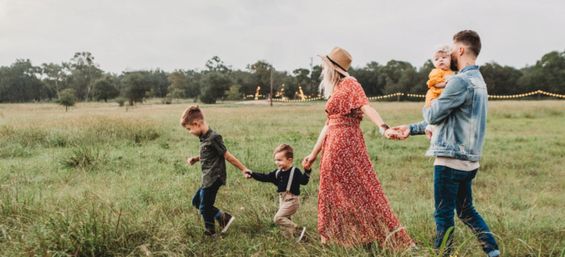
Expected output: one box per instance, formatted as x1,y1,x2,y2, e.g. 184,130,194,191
319,60,343,99
433,45,452,57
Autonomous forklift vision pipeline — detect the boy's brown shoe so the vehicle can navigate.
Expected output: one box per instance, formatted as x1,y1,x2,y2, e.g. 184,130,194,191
218,212,235,233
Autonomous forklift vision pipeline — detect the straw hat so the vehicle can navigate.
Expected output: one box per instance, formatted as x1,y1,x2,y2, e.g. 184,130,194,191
320,47,352,77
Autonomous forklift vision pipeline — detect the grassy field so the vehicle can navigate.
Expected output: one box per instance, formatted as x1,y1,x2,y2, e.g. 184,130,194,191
0,100,563,257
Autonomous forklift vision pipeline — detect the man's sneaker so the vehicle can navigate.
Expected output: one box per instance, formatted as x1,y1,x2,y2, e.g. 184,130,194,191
218,212,235,233
296,227,306,242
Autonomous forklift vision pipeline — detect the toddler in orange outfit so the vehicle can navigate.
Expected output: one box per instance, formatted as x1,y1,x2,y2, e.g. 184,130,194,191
425,45,454,107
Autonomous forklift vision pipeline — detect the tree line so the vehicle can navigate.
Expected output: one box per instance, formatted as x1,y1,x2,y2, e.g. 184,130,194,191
0,50,564,105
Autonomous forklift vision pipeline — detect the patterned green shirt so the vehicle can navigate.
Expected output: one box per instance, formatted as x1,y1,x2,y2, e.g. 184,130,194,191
199,129,227,188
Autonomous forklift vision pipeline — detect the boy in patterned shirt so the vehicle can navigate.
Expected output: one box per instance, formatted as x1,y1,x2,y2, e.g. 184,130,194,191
181,105,251,237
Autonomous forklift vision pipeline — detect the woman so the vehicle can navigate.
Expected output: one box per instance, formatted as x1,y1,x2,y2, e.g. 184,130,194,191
302,47,414,249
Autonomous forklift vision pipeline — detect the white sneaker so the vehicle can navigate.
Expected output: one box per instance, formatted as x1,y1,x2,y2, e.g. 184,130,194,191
296,227,306,242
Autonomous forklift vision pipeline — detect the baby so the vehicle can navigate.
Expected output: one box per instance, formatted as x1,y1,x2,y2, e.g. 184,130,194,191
425,45,454,107
424,45,454,139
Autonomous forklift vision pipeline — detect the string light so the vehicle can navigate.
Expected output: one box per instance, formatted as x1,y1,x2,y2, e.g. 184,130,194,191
262,90,565,103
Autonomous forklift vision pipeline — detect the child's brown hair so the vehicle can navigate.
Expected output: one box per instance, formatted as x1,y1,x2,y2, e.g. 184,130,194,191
273,144,294,159
180,105,204,126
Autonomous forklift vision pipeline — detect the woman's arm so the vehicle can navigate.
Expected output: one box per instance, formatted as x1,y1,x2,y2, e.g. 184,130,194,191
361,104,393,135
361,104,386,128
310,124,328,157
302,124,328,169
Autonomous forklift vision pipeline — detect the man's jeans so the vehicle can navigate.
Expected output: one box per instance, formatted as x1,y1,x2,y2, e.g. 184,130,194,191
192,179,223,232
434,166,500,256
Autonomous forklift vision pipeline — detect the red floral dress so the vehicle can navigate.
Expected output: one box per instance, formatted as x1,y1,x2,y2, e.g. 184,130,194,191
317,77,414,248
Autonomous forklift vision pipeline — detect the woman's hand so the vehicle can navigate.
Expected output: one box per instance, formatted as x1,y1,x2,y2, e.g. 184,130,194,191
391,125,411,140
302,153,317,170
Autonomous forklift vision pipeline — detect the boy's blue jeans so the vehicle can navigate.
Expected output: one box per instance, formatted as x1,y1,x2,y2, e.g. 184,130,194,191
434,165,500,257
192,179,223,232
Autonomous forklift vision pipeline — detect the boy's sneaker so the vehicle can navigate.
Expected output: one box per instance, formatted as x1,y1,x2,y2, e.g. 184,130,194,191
296,227,306,242
218,212,235,233
203,229,217,238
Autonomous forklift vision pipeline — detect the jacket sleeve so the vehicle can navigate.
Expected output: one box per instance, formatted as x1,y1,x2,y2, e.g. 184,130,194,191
250,170,277,185
424,76,468,125
409,120,428,135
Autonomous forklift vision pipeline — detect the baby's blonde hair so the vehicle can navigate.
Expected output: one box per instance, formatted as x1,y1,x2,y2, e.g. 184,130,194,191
433,45,452,57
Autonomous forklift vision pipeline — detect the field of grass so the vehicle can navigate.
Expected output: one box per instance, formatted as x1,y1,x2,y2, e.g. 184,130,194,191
0,100,563,257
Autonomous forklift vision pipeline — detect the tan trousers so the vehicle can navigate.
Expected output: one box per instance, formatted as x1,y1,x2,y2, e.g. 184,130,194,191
273,192,300,238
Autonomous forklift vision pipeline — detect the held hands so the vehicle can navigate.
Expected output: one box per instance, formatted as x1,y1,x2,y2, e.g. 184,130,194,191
384,125,410,140
302,153,316,170
243,169,252,179
384,128,401,139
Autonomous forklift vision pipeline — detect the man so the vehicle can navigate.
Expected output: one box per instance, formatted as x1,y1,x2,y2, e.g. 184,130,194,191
392,30,500,257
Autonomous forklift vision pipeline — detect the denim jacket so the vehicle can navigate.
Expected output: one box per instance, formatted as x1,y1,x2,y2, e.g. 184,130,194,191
409,65,487,161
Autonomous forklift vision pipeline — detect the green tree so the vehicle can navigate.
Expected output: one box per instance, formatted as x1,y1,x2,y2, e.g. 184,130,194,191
41,63,68,99
205,56,231,73
167,70,189,98
231,70,258,98
225,84,243,100
410,60,435,94
0,59,45,102
289,68,311,99
480,62,522,94
382,60,418,95
67,52,103,100
247,61,274,96
199,72,231,104
518,51,565,93
350,62,386,96
308,65,322,96
145,69,170,98
91,75,120,102
58,88,76,111
120,72,151,105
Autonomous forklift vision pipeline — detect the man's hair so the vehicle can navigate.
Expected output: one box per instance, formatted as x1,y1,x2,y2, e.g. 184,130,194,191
453,30,481,57
273,144,293,159
180,105,204,126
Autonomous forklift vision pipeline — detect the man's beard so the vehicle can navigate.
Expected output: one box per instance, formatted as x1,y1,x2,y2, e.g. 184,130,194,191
450,56,459,71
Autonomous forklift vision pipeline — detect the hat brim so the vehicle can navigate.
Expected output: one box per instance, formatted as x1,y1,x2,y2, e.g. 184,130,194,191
319,55,350,77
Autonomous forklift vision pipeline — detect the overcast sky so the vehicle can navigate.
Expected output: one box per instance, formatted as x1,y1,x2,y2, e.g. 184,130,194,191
1,0,564,73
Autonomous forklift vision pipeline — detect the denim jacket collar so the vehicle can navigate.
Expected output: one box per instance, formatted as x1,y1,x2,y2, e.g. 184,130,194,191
460,65,479,73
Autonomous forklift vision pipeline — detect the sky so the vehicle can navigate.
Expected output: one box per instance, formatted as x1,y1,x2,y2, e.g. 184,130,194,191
1,0,564,73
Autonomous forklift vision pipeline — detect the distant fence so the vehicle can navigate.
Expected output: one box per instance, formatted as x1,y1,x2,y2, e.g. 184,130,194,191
266,90,565,103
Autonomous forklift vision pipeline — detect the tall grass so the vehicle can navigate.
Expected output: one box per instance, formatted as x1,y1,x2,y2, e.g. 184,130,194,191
0,101,563,256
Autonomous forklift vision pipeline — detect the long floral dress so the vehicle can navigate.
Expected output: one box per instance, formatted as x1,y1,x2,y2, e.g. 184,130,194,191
317,77,414,248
